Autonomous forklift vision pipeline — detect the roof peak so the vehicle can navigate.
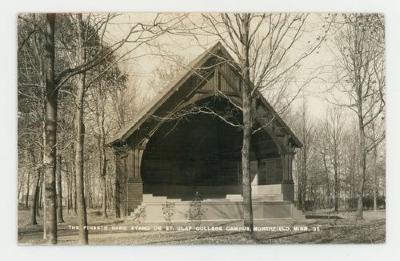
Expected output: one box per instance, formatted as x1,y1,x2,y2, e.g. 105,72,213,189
108,42,302,148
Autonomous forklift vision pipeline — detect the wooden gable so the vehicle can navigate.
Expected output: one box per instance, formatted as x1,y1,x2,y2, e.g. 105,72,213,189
108,42,302,151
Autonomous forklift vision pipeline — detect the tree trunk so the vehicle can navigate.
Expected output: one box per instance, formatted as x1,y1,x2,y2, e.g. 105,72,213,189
38,179,42,212
355,118,367,219
101,146,107,217
108,178,113,211
42,177,46,239
322,152,331,208
240,14,254,232
27,145,38,221
301,149,307,211
73,165,77,215
69,162,73,212
100,121,108,218
75,106,88,243
296,158,303,209
334,151,339,212
66,176,70,213
350,150,356,209
84,164,92,209
115,153,122,218
101,175,107,218
74,13,89,244
300,99,308,212
56,155,64,223
30,170,41,225
71,148,77,215
66,161,71,213
373,144,378,211
43,13,58,244
25,168,31,208
18,177,23,204
241,93,253,231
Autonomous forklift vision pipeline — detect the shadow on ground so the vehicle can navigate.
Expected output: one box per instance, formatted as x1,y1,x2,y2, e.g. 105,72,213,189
17,209,385,245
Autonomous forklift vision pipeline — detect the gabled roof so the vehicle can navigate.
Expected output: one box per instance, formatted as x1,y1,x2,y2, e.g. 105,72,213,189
108,42,302,148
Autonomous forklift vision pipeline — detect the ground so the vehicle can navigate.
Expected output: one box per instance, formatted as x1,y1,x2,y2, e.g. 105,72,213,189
18,208,385,245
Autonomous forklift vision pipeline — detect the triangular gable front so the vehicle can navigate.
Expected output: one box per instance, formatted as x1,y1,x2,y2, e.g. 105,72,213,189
108,42,302,149
108,42,236,146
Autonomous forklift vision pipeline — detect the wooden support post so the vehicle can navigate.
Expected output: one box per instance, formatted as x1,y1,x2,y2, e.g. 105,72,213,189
280,135,288,183
280,137,295,201
281,153,289,182
114,145,128,218
125,147,145,215
288,152,294,181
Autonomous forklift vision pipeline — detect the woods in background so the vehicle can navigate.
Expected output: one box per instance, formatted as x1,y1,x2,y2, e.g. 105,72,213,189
17,13,385,244
292,14,385,216
18,13,169,244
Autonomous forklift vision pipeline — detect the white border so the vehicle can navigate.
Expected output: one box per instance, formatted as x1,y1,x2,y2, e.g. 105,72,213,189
1,0,399,260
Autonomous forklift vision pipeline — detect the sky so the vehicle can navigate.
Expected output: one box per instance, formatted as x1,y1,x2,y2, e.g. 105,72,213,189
100,13,371,123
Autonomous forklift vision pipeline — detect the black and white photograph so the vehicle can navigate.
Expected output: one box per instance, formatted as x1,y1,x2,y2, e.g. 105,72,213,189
2,1,400,259
15,11,386,245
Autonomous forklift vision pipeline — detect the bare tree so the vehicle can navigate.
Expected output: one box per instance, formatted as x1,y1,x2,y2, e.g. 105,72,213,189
56,154,64,223
365,110,384,211
177,13,332,231
316,126,332,209
18,13,48,228
341,125,360,209
73,13,90,244
42,13,58,244
322,107,344,212
24,149,31,209
65,13,180,241
333,14,385,219
293,96,314,211
29,145,42,225
85,58,128,218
